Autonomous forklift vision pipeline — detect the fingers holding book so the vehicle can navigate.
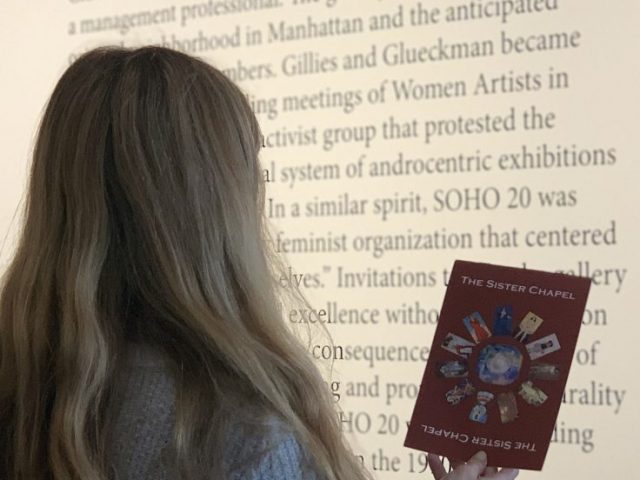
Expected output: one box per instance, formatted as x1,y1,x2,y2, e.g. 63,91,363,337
426,451,519,480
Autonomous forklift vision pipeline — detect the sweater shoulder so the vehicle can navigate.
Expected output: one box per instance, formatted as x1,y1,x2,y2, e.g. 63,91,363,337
104,345,176,480
105,343,322,480
225,417,321,480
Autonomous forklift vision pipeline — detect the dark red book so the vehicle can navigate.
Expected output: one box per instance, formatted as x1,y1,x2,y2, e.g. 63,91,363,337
404,260,592,470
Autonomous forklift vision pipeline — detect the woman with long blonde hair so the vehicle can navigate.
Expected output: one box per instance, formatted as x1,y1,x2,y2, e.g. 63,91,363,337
0,45,518,480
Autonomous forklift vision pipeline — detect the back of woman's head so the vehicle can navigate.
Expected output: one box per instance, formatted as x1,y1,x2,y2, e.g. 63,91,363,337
0,45,370,480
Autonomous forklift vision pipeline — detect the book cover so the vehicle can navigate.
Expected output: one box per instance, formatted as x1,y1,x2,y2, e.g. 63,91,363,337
404,260,592,470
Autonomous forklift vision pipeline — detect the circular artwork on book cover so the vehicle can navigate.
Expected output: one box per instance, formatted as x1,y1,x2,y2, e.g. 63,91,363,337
439,305,562,425
477,344,522,386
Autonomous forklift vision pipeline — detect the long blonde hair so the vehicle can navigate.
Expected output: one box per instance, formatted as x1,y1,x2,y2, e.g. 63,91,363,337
0,45,372,480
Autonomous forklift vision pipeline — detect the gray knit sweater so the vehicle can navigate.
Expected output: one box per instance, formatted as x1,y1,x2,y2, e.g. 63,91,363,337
105,343,318,479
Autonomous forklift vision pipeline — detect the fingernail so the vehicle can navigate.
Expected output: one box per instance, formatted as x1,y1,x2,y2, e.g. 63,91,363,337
475,450,487,462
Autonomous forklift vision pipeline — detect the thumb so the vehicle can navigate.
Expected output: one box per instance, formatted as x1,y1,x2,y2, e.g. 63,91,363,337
463,451,488,476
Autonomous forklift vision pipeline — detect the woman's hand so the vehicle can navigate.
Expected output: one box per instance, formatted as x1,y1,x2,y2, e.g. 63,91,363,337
426,451,519,480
